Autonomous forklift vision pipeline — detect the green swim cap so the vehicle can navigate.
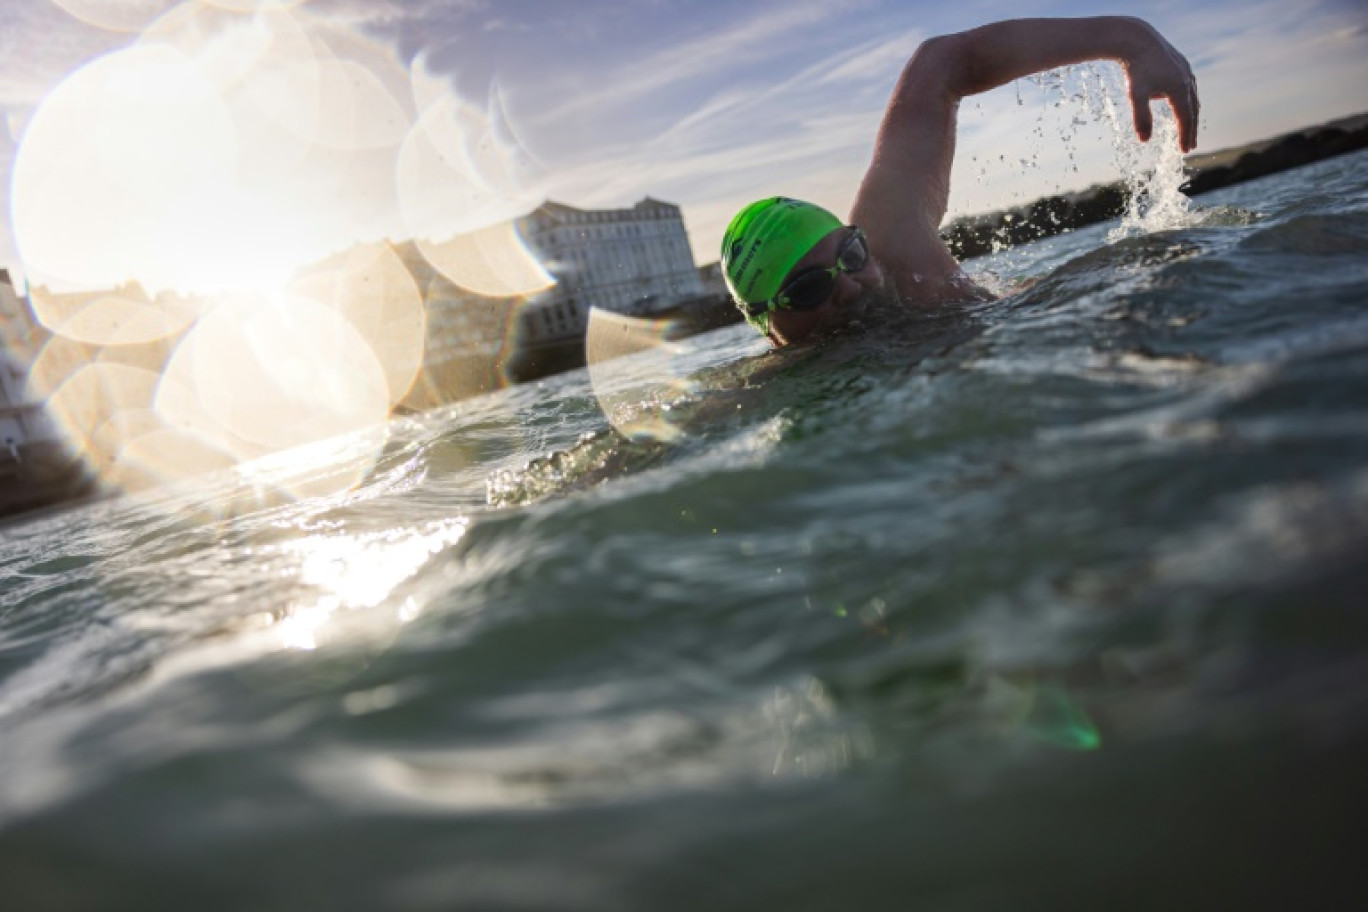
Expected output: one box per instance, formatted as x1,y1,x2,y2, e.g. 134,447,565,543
721,197,842,331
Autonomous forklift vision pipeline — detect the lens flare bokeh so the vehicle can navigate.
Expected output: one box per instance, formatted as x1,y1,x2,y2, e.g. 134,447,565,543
10,0,553,498
585,308,704,444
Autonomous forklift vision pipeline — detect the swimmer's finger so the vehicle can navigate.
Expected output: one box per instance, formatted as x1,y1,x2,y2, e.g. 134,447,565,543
1129,80,1154,143
1170,79,1199,152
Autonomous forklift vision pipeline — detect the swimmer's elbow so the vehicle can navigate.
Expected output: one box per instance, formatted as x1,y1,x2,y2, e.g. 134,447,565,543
899,33,975,103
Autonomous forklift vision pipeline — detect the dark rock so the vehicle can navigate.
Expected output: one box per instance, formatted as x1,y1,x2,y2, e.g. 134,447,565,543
1183,123,1368,195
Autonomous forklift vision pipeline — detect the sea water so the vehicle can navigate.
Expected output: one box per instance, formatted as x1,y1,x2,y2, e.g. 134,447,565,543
2,151,1367,910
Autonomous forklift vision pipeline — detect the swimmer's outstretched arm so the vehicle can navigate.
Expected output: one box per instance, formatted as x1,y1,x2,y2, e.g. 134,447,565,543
851,17,1199,305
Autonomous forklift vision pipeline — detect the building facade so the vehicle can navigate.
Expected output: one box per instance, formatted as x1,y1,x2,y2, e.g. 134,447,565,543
0,271,93,513
0,271,59,455
515,198,705,344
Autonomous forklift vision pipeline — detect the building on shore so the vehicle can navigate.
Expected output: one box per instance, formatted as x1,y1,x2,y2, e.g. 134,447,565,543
0,271,96,515
0,270,58,453
514,198,706,347
0,334,58,462
0,269,43,368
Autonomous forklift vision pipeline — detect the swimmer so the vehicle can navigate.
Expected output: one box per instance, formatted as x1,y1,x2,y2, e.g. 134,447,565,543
722,16,1200,346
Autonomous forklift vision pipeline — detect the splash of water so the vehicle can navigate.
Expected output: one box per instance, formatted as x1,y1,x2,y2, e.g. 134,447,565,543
1022,64,1195,241
1068,64,1193,239
969,63,1197,285
1106,110,1192,239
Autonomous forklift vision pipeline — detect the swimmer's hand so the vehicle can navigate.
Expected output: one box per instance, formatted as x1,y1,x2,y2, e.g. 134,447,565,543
1117,18,1200,152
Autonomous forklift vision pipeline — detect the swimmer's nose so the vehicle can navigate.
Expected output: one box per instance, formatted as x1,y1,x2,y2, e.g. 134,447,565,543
831,272,863,307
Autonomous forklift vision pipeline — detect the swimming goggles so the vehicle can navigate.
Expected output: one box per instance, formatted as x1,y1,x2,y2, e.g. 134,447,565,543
747,227,869,321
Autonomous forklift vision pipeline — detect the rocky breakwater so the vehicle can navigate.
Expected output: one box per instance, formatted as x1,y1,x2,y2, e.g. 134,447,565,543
1181,112,1368,195
944,111,1368,260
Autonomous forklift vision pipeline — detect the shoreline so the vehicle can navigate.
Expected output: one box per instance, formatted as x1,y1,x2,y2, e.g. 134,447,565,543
944,110,1368,259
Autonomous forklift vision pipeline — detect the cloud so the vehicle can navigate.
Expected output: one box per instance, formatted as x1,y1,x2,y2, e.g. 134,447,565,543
310,0,426,26
532,0,875,127
641,29,915,159
1152,0,1368,146
812,31,922,87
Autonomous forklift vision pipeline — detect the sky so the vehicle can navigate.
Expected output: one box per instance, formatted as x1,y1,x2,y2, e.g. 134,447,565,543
1,0,1366,293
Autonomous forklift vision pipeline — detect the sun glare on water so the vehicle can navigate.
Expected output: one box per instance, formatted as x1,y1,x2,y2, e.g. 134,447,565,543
11,0,554,498
271,517,469,652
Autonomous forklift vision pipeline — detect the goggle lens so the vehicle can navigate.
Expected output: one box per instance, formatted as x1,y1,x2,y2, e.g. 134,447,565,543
782,270,836,309
836,231,869,273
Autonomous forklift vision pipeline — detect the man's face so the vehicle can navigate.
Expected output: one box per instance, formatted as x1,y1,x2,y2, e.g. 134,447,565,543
766,228,885,346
